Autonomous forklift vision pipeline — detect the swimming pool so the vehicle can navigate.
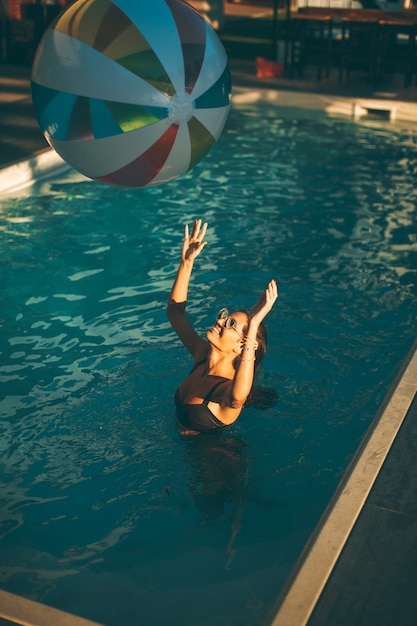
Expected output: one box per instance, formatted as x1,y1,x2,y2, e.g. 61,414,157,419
1,92,417,626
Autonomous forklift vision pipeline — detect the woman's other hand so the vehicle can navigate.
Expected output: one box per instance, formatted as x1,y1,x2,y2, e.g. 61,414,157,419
250,279,279,326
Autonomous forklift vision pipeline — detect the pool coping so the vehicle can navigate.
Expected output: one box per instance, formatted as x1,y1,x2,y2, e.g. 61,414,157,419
0,588,104,626
232,86,417,124
0,148,70,196
270,338,417,626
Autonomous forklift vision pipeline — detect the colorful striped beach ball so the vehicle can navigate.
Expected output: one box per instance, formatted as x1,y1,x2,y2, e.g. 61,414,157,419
31,0,231,188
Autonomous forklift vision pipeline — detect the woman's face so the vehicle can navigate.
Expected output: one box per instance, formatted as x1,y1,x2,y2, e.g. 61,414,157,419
206,309,248,353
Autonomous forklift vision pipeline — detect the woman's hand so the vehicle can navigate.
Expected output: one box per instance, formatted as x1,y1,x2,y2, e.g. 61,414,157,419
249,279,279,326
182,219,208,263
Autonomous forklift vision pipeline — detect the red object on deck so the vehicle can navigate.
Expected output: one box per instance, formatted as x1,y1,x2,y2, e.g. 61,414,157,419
256,56,284,78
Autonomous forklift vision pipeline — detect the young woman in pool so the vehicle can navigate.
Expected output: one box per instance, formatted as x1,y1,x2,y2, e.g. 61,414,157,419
167,219,278,435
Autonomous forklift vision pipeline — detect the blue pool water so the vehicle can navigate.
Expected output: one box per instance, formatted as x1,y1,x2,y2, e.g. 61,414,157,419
1,94,417,625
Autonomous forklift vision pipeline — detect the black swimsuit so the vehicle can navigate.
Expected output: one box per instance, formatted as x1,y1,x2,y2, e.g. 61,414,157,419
175,360,228,433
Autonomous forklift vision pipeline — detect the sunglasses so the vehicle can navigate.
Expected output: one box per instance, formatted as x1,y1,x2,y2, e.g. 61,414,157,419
216,308,245,341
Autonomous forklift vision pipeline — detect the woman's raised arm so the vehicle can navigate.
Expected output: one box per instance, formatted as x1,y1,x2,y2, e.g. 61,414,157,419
166,220,208,357
228,279,278,409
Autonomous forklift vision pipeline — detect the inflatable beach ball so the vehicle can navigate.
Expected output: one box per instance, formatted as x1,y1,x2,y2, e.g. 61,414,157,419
31,0,231,188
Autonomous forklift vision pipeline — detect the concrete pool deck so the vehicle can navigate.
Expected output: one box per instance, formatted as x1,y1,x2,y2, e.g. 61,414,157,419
1,57,417,626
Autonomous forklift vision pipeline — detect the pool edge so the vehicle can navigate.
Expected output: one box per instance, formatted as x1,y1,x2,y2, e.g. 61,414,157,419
2,87,417,195
269,337,417,626
0,588,104,626
232,86,417,124
0,149,70,195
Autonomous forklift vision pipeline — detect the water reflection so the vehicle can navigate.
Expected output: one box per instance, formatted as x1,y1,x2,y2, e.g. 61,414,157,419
181,432,274,570
183,434,249,521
